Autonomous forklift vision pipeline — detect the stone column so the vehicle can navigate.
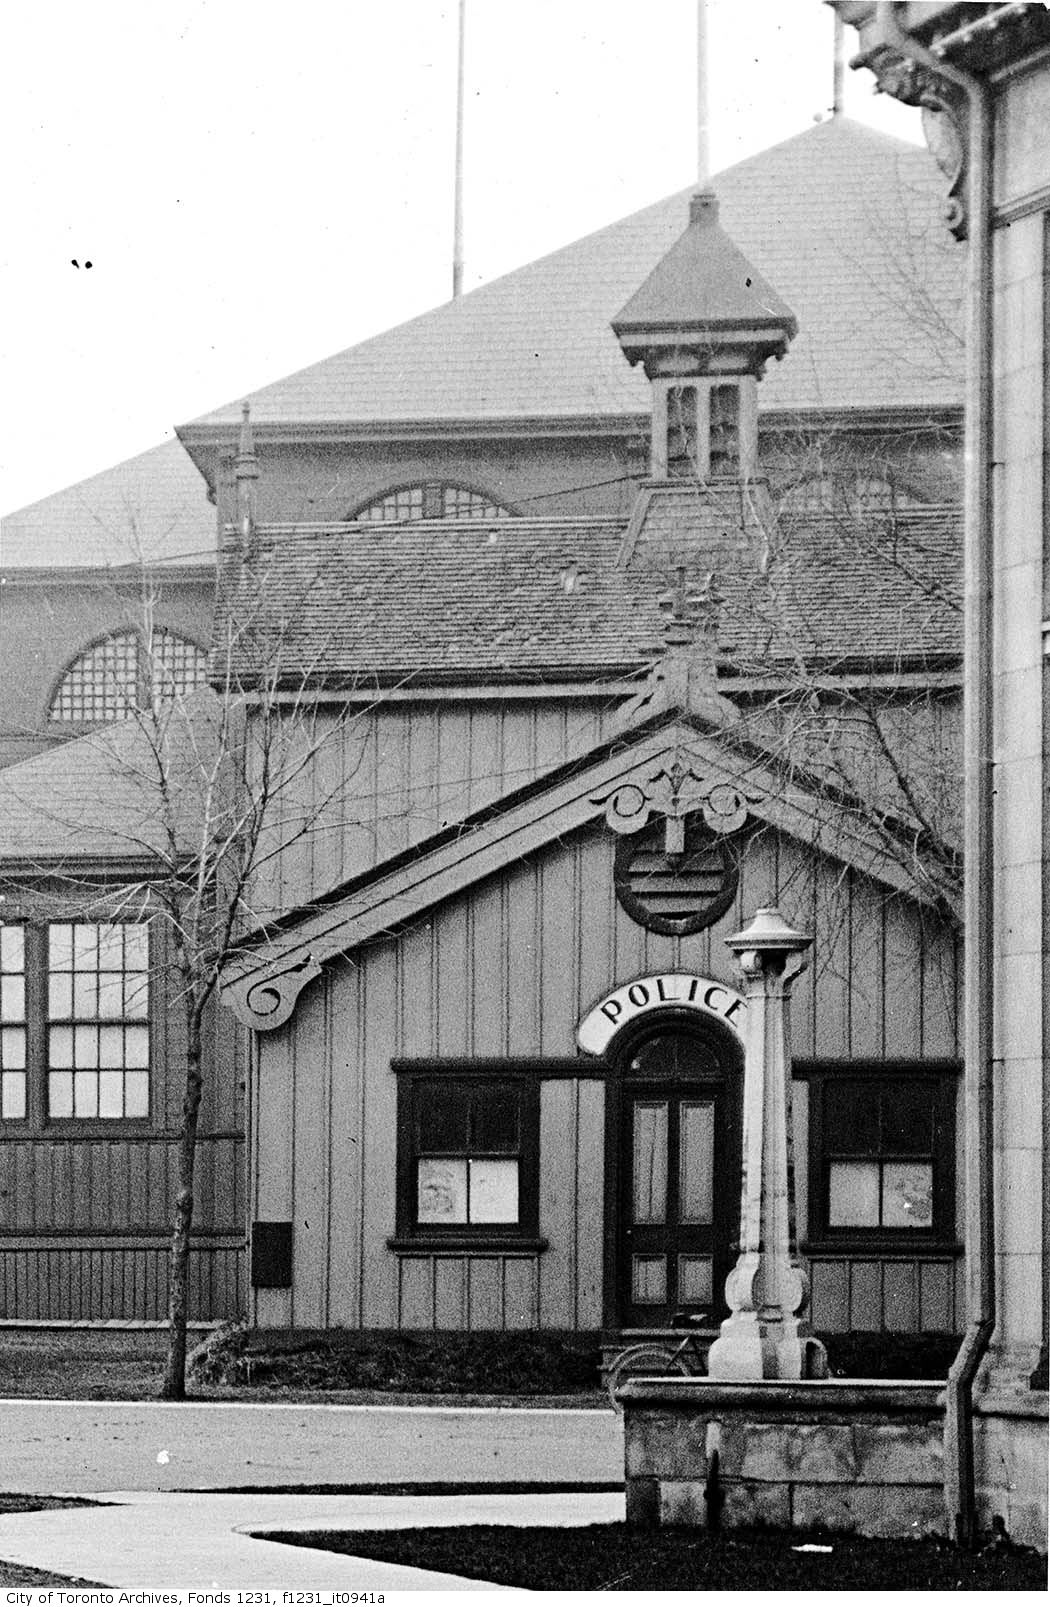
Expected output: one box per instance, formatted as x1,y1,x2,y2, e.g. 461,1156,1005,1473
707,907,826,1382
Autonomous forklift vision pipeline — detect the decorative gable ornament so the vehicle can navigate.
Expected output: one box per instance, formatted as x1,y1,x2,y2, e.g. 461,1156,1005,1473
594,755,757,937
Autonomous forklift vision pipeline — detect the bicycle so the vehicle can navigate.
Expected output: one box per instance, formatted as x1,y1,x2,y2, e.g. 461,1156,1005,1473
605,1312,710,1411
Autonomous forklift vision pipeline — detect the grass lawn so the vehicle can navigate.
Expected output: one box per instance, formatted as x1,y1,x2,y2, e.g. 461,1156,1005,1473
0,1323,961,1403
0,1327,603,1405
265,1521,1048,1591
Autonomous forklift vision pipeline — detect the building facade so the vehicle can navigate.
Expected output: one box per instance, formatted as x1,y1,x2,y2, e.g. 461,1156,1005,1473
0,116,969,1342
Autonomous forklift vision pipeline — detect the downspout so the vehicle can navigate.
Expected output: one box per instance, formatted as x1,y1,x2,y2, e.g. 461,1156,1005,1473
873,4,995,1550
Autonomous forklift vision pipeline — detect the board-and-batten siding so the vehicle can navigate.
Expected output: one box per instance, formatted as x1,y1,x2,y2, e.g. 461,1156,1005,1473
251,698,613,919
0,943,247,1323
250,823,961,1334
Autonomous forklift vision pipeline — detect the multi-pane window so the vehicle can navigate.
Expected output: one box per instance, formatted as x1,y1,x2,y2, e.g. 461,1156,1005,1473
396,1072,539,1240
778,473,924,516
49,630,208,724
0,925,27,1120
47,923,150,1120
806,1069,956,1242
354,483,511,522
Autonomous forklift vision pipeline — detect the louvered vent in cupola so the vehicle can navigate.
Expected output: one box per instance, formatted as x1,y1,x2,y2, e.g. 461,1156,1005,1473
614,814,739,936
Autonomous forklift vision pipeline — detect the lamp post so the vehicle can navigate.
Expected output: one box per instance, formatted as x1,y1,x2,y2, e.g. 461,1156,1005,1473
706,907,828,1381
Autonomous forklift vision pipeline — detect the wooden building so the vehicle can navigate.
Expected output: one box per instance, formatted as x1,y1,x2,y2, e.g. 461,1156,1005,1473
216,134,965,1346
0,116,966,1331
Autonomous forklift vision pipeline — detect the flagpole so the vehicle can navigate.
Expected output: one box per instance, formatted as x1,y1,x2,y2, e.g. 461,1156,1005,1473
697,0,710,189
452,0,466,298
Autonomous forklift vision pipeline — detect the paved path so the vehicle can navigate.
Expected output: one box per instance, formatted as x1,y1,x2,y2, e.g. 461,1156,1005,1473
0,1398,621,1493
0,1489,625,1588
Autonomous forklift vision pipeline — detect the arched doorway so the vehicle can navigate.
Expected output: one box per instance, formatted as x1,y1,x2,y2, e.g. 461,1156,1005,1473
606,1016,742,1329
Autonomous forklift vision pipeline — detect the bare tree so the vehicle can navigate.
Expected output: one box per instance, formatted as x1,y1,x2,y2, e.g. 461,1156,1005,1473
0,551,381,1397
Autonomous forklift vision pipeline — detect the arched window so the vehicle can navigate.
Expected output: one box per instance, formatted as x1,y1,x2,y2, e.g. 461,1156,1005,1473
778,472,924,516
352,482,513,522
49,630,208,725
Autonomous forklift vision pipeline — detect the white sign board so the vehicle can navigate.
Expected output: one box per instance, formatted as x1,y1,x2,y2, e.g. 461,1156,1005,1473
576,972,748,1055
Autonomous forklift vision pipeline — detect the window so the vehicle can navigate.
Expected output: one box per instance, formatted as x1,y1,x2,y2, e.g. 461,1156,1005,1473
395,1071,540,1244
0,920,151,1123
353,483,512,522
47,924,150,1119
0,925,27,1120
49,630,208,725
709,384,740,475
804,1066,957,1246
778,473,924,516
666,385,700,478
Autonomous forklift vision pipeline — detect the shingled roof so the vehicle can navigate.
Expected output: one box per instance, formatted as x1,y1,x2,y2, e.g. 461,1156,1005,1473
0,438,214,570
3,120,962,571
219,502,961,685
0,692,224,867
183,118,963,438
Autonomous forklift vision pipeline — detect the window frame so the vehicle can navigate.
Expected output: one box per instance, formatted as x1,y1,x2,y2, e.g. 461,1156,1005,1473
799,1060,959,1254
349,481,515,523
392,1064,543,1251
47,628,209,729
0,916,155,1132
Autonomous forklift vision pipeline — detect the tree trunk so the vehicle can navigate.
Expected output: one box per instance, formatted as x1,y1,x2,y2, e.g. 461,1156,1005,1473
161,1012,204,1400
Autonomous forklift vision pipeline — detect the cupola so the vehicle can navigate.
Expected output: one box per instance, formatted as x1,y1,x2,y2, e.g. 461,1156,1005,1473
613,191,797,483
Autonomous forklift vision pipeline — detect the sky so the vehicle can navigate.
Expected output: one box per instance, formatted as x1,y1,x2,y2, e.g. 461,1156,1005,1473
0,0,923,516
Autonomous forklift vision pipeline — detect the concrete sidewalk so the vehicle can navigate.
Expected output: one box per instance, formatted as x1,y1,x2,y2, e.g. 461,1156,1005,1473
0,1489,625,1589
0,1397,621,1492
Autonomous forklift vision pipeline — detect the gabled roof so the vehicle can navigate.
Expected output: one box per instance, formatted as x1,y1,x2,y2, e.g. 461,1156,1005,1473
0,439,214,570
219,503,962,685
221,702,959,1031
184,118,963,438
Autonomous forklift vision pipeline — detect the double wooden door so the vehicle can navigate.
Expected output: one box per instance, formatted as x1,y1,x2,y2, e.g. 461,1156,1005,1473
615,1027,739,1328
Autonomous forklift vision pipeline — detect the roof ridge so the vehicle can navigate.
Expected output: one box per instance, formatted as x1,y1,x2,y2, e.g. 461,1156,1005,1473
182,124,945,434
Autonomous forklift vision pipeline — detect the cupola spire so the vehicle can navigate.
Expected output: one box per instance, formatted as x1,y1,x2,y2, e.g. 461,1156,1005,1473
612,196,796,484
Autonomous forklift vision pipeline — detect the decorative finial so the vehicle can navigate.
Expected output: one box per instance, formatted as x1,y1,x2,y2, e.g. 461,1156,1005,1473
235,402,259,544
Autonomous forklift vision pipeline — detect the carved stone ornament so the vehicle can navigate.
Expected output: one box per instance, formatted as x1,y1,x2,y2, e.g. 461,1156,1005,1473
863,44,969,239
238,952,323,1031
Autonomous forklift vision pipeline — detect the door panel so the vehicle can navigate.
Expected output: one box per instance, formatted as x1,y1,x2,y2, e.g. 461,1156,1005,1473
614,1027,739,1328
678,1100,714,1224
631,1101,668,1223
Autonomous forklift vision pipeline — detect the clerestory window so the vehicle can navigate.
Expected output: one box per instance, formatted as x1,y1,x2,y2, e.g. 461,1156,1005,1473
49,630,208,725
352,483,513,522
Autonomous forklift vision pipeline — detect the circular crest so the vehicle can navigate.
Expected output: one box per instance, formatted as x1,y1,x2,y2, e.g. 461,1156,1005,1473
614,812,739,936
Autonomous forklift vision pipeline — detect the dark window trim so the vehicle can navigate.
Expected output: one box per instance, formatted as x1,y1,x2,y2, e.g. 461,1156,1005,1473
0,917,156,1133
793,1058,962,1079
395,1064,541,1247
391,1056,599,1078
803,1060,959,1253
387,1236,548,1254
